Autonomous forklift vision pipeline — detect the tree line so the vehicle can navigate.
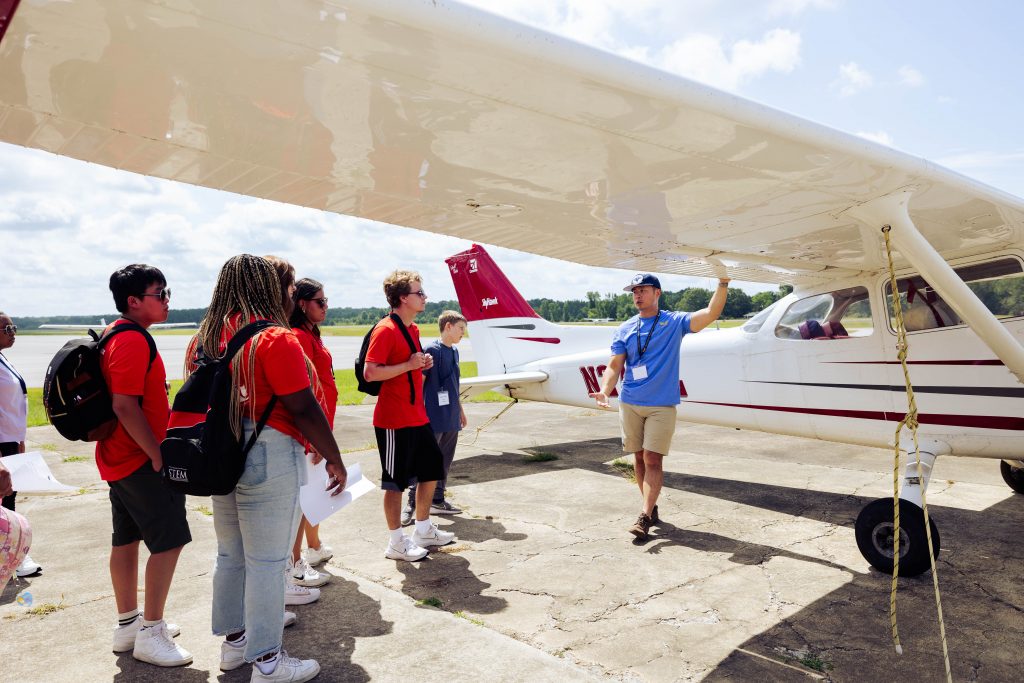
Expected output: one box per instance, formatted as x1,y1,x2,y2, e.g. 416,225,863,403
16,285,795,328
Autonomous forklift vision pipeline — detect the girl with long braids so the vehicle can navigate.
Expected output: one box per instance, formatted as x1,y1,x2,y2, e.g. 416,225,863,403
287,278,338,580
190,254,346,683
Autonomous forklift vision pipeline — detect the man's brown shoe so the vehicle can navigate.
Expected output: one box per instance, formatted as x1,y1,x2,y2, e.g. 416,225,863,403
630,513,652,540
651,505,660,525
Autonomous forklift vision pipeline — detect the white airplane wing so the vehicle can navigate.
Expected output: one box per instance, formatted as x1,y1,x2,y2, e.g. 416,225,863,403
1,1,1022,284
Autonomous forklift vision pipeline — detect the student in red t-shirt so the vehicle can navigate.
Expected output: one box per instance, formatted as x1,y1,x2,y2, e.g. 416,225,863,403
364,270,457,561
98,265,192,667
264,257,330,598
194,255,347,683
288,278,338,575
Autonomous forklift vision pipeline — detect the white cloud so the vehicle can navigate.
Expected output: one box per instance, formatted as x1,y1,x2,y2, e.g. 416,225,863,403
832,61,873,96
855,130,894,146
897,65,924,87
657,29,801,91
460,1,804,91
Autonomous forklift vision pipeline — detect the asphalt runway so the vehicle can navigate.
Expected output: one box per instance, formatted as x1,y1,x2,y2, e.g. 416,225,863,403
3,402,1022,681
4,333,474,387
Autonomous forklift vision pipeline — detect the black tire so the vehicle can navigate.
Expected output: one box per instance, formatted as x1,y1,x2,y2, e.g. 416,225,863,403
855,498,940,577
1000,460,1024,494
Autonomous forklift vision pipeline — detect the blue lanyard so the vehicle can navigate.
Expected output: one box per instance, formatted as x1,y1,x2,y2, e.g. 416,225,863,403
636,312,660,361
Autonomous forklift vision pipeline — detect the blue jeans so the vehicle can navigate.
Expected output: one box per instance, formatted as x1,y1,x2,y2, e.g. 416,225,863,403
211,424,306,661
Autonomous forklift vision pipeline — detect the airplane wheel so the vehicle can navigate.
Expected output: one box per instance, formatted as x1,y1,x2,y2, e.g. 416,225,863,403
855,498,940,577
1000,460,1024,494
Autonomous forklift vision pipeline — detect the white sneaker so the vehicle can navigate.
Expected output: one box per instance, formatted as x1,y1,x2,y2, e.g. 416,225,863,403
220,638,246,672
251,650,320,683
303,544,333,566
132,621,192,667
15,555,42,577
412,522,457,548
284,610,297,628
284,574,320,606
113,618,181,653
384,535,428,562
289,557,329,587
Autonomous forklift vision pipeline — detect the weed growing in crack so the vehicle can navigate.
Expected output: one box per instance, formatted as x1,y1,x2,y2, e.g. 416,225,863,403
417,597,443,608
610,458,636,482
524,451,558,463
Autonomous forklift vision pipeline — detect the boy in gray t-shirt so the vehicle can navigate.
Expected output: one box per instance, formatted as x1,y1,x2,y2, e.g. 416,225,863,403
402,311,468,524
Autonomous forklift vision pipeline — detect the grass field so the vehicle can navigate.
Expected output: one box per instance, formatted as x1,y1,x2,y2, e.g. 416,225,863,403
26,361,507,428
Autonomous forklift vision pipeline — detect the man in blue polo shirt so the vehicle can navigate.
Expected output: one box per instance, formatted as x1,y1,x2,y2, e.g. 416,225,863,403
590,272,730,540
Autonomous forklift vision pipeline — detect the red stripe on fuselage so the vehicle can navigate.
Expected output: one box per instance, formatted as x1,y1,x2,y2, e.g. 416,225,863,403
825,360,1004,366
685,400,1024,431
0,0,22,44
510,337,560,344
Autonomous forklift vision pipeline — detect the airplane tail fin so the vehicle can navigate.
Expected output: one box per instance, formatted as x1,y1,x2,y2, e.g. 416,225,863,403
446,244,611,375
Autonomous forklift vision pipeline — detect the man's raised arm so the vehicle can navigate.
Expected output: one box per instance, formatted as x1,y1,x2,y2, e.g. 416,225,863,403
688,278,731,332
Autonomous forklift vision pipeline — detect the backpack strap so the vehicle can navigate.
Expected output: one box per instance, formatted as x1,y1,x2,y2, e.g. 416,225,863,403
98,320,158,369
223,320,280,454
389,313,420,405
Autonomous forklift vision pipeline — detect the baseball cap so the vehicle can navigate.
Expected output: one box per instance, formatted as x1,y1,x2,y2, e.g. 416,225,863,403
623,273,662,292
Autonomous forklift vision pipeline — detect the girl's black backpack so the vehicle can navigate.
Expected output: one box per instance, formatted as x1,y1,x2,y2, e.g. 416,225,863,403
160,321,277,496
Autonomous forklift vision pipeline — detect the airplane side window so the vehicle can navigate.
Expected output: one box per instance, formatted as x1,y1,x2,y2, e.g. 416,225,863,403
774,286,872,340
886,257,1024,333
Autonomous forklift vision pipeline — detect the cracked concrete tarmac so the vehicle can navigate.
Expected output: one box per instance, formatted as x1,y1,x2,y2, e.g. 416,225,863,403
2,402,1022,682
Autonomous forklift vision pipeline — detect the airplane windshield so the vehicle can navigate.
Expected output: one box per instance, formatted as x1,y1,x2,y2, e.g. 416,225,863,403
774,286,872,340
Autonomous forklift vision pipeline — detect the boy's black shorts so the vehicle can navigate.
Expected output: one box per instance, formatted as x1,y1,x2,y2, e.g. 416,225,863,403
108,462,191,553
374,424,445,491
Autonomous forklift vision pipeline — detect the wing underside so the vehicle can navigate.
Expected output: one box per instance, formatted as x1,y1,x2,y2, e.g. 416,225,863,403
1,0,1022,283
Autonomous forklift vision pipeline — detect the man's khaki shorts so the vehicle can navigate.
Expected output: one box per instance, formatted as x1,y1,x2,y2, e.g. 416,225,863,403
619,403,677,455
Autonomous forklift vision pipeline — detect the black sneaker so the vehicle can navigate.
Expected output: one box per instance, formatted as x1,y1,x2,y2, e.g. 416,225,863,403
630,513,652,540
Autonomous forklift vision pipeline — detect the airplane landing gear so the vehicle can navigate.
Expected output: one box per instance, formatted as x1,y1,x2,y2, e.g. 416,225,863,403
1000,459,1024,494
855,498,940,577
855,443,947,577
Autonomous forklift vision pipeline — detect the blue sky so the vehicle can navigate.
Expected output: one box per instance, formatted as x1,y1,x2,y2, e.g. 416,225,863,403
3,0,1023,316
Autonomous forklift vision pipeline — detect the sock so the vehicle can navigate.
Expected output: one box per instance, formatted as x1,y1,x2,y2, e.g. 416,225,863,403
389,528,405,545
117,609,140,627
415,519,433,535
255,652,280,675
140,618,162,630
226,633,246,647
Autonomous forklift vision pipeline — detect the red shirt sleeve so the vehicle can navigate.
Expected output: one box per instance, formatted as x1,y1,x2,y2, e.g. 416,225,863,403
255,328,311,396
365,323,395,365
105,331,150,396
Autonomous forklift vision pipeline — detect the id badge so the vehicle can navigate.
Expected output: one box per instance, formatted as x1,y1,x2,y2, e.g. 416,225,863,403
632,365,648,380
438,390,450,406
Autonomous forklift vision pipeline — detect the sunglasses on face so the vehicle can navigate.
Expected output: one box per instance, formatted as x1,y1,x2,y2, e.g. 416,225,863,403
139,288,172,302
2,324,15,334
410,290,427,298
309,297,328,308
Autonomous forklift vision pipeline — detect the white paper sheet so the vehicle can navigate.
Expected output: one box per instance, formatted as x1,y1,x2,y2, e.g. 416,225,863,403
5,451,77,493
299,461,374,526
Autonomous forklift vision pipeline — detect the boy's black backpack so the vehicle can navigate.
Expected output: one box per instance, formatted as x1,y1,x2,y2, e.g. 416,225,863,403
354,313,419,403
42,321,157,442
161,321,278,496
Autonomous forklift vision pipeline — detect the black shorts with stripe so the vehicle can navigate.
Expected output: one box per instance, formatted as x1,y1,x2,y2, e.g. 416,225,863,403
375,424,445,491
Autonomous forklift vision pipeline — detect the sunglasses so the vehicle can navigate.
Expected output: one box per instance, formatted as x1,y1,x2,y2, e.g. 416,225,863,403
2,324,15,334
410,290,427,298
139,288,172,302
310,297,328,308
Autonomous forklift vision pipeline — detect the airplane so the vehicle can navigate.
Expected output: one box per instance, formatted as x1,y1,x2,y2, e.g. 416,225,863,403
1,0,1022,577
38,320,197,331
